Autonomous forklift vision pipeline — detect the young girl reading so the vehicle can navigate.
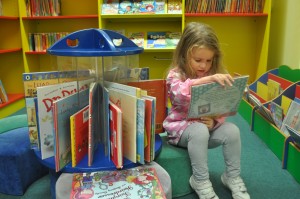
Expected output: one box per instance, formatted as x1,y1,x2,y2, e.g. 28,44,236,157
163,22,250,199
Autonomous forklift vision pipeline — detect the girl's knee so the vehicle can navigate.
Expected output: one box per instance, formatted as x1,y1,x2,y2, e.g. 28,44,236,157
188,123,210,140
223,123,240,141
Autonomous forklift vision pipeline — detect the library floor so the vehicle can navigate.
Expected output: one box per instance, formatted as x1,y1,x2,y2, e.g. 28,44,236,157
1,113,300,199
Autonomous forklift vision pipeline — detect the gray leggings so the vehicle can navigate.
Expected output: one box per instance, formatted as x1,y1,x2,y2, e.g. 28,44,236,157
178,122,241,182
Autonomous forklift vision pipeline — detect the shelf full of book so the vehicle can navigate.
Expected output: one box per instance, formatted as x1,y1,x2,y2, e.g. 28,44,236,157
0,0,24,118
1,0,272,117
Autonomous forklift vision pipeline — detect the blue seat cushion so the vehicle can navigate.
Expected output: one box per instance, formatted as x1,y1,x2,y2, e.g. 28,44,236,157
0,126,48,195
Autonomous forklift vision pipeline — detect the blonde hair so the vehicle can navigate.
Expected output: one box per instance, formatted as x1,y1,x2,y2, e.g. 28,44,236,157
171,22,226,79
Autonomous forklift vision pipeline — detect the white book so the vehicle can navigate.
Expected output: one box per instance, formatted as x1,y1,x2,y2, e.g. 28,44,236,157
37,81,78,159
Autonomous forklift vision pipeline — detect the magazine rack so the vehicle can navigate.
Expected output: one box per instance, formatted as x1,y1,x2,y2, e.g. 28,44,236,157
33,28,162,173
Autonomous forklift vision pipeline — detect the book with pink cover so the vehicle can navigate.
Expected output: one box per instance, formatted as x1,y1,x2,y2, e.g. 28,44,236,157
69,167,166,199
109,100,123,169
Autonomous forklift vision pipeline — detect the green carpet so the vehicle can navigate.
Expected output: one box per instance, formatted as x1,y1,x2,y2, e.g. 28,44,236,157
176,113,300,199
1,113,300,199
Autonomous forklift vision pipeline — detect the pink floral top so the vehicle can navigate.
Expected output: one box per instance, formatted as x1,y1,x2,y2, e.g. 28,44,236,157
163,68,225,145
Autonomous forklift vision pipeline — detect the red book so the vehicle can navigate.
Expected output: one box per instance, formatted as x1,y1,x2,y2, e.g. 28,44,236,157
127,79,167,133
109,101,123,169
70,105,89,167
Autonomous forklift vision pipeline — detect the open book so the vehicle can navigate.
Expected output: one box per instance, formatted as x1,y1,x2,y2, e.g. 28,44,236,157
187,75,249,119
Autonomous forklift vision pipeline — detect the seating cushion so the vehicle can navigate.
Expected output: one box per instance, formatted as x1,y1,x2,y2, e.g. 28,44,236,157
0,114,28,134
0,125,48,195
155,133,193,197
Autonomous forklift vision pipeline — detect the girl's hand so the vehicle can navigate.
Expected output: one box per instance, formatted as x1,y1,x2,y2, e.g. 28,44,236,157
200,116,215,130
211,74,234,86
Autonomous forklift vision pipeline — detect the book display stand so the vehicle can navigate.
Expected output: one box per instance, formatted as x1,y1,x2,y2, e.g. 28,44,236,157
33,28,163,198
239,65,300,183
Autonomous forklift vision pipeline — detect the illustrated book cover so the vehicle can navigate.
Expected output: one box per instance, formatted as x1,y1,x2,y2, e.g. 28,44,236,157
187,75,249,119
70,105,90,168
267,79,282,101
101,0,119,14
269,101,283,128
147,31,166,48
128,32,145,48
69,167,166,199
23,71,59,149
109,100,123,169
37,81,78,159
280,99,300,136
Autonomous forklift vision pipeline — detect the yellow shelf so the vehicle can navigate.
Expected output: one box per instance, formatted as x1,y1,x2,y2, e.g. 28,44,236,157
0,0,272,116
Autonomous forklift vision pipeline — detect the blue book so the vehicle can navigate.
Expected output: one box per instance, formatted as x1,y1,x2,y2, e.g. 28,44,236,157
52,92,81,172
136,98,145,164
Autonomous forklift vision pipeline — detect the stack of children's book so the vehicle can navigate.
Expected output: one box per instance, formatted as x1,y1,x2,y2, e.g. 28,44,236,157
23,67,168,172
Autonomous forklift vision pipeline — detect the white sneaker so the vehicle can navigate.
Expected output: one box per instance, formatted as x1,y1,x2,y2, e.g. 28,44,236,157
189,176,219,199
221,173,250,199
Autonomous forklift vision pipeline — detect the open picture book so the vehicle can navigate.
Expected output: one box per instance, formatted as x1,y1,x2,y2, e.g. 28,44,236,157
187,75,249,119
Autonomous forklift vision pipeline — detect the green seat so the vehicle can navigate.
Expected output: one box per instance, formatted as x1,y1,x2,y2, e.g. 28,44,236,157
155,133,193,198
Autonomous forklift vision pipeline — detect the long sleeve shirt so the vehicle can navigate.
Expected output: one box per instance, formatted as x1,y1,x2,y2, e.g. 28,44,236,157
163,68,225,145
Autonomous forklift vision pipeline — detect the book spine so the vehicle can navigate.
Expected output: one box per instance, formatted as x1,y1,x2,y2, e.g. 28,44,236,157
70,115,76,167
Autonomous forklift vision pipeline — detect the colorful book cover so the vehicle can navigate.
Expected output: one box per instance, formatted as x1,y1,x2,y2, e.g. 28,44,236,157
127,79,166,133
37,81,78,159
101,0,119,14
23,71,59,149
128,32,145,48
70,105,89,168
280,100,300,136
165,31,181,48
108,88,137,163
147,32,166,48
136,98,145,164
69,167,166,199
139,0,156,13
267,79,282,101
187,75,249,119
155,0,166,13
269,101,283,129
118,0,134,14
53,92,82,172
109,100,123,169
167,0,182,14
